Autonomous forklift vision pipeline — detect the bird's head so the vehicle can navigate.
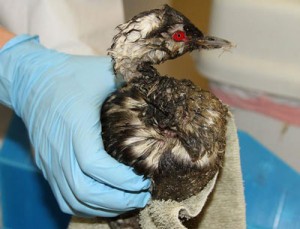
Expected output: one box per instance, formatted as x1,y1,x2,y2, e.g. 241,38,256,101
108,5,232,81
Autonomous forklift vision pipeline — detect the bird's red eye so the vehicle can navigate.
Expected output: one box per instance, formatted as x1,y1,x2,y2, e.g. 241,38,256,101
172,31,187,42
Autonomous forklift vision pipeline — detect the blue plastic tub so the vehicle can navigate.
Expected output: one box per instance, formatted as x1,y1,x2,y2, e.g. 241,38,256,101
0,115,70,229
239,131,300,229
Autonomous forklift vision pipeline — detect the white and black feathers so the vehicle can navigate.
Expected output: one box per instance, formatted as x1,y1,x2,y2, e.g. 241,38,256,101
101,75,228,202
102,5,231,203
108,5,231,81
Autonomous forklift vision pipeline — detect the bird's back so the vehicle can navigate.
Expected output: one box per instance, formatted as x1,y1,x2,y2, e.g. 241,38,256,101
101,74,228,201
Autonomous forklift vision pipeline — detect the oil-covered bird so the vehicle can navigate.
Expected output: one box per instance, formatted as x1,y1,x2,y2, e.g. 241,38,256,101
101,5,231,228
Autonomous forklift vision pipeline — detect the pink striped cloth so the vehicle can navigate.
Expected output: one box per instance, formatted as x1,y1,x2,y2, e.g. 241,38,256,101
210,85,300,126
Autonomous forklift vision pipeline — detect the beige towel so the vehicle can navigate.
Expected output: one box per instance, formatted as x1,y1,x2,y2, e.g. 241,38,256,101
68,115,246,229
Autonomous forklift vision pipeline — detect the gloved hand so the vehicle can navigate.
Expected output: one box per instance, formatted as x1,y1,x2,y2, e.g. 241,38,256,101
0,35,151,217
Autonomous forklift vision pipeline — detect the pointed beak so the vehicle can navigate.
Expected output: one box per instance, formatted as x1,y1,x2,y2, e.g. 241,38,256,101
197,35,232,50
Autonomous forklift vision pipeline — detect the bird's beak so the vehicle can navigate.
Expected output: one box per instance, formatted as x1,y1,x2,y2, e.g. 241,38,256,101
197,36,232,50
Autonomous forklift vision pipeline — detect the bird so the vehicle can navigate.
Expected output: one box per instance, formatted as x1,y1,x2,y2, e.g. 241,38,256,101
101,4,231,229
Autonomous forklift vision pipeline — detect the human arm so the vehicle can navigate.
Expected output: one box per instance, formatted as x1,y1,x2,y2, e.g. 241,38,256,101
0,27,15,48
0,30,150,217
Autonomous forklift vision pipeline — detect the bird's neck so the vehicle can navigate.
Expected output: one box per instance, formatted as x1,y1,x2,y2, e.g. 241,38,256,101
112,56,160,81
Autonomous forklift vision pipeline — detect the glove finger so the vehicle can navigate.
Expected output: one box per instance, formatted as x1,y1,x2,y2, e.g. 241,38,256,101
73,117,151,192
54,174,126,217
38,143,128,217
79,148,151,191
60,147,151,212
51,157,129,217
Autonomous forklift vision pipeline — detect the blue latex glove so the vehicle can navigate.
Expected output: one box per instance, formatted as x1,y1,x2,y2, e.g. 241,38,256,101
0,35,151,217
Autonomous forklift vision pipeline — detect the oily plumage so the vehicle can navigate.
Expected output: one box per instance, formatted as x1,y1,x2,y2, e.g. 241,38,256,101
101,74,228,202
101,4,231,228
